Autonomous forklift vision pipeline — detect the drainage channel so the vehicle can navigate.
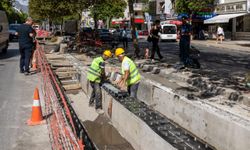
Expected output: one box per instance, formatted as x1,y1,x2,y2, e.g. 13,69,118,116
102,83,215,150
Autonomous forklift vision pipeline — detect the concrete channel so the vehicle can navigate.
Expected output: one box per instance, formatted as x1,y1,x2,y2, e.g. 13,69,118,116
46,51,250,150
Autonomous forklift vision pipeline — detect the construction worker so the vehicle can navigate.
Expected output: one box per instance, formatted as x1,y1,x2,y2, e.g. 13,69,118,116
115,48,141,98
87,50,112,112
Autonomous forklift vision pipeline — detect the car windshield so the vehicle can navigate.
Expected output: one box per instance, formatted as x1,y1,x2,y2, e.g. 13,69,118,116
9,25,20,30
101,29,109,33
162,26,176,34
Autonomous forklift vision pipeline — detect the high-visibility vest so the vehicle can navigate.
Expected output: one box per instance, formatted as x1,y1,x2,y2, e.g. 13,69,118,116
121,56,141,86
87,57,104,83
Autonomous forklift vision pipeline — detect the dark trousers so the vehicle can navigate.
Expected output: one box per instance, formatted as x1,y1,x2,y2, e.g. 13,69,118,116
179,36,190,65
128,82,140,99
151,40,163,59
122,37,128,49
89,81,102,109
19,46,33,72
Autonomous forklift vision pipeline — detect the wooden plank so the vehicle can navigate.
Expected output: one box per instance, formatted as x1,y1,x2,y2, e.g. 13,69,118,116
63,83,81,91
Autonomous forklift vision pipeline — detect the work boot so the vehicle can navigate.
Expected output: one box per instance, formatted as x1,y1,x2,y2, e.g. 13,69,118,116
24,71,30,76
89,98,95,106
96,108,104,114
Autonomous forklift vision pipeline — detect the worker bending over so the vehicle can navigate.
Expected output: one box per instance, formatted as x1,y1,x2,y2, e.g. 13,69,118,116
115,48,141,98
87,50,112,113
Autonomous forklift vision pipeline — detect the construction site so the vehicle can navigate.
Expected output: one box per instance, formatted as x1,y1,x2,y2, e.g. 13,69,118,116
18,33,248,150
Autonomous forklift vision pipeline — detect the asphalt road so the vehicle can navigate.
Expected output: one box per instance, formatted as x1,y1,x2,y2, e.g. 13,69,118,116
0,43,50,150
125,40,250,91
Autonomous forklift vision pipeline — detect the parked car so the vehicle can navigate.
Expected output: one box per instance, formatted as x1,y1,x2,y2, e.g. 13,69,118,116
9,24,20,41
0,10,9,54
32,24,39,30
159,24,177,42
97,29,112,42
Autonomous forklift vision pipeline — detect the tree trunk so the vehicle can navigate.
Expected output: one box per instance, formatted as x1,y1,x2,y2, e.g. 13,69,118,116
60,18,63,36
128,0,140,58
94,13,98,40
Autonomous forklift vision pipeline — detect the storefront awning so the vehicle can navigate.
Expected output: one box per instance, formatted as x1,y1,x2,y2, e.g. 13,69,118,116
204,13,246,24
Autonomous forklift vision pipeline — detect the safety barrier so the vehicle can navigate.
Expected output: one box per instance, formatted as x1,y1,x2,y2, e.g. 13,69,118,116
35,44,96,150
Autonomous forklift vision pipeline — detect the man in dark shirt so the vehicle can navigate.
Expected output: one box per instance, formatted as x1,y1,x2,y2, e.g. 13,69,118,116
16,17,35,75
150,20,163,61
179,16,192,66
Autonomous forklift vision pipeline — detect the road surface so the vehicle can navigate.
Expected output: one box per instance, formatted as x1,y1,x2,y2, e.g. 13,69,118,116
0,43,50,150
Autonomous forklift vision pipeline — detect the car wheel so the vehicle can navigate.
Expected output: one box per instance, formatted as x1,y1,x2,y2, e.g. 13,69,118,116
2,41,9,54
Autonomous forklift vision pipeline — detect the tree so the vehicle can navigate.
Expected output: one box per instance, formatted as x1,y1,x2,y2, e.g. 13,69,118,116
1,0,27,23
29,0,87,22
175,0,215,15
29,0,88,32
89,0,127,28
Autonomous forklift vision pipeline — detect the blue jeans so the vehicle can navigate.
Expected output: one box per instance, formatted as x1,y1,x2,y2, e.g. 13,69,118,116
19,45,33,72
128,82,140,99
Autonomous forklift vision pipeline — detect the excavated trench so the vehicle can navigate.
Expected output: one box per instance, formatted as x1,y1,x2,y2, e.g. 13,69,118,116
46,53,215,149
102,83,215,150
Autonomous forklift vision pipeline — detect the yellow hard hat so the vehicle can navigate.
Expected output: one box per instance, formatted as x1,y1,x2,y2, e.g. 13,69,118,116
115,48,125,57
103,50,112,58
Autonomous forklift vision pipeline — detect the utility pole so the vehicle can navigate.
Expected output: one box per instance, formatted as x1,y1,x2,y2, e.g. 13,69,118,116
128,0,140,58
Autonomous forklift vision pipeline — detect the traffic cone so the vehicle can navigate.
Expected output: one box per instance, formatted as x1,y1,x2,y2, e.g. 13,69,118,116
27,88,44,126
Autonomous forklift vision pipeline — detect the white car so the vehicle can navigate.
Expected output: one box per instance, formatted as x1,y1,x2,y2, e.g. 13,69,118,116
159,24,177,42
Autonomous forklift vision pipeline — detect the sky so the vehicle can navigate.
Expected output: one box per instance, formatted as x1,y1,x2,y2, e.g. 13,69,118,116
17,0,28,6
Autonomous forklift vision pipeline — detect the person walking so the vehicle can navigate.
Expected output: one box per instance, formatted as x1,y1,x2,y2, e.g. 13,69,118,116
115,48,141,98
87,50,112,114
150,20,163,62
16,17,35,75
216,26,224,44
179,15,192,66
121,26,128,49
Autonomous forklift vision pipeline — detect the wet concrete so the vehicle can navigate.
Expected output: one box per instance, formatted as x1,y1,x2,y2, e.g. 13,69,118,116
83,115,134,150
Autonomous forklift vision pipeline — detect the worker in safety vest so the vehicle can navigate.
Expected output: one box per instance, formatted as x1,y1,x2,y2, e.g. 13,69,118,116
87,50,112,112
115,48,141,98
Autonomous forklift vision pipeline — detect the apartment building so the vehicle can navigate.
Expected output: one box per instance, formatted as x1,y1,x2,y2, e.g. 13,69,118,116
204,0,250,40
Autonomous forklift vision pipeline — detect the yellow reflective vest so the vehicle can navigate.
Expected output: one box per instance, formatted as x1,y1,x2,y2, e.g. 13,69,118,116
87,57,104,83
121,56,141,86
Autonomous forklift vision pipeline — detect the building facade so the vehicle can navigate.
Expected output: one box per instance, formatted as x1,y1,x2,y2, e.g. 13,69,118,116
205,0,250,40
112,0,148,30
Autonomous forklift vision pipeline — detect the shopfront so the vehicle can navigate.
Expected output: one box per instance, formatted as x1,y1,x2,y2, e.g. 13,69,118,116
204,0,250,40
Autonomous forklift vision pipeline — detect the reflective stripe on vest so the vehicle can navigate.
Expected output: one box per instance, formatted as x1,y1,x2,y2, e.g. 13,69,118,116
87,57,104,83
121,56,141,85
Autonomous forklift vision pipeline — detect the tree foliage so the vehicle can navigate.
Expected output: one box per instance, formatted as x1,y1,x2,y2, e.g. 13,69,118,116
175,0,215,14
89,0,127,21
29,0,88,21
0,0,28,23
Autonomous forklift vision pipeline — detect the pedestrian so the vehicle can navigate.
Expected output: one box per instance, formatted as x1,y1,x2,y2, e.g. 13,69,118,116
115,48,141,98
179,15,192,66
121,26,128,49
87,50,112,114
216,26,224,44
16,17,35,75
150,20,163,62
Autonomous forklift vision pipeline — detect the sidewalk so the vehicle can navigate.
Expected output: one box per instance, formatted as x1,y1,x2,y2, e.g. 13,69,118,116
192,40,250,53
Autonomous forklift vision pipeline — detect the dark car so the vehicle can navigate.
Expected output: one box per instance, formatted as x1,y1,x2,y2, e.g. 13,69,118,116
80,27,93,40
97,29,112,42
9,24,20,41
